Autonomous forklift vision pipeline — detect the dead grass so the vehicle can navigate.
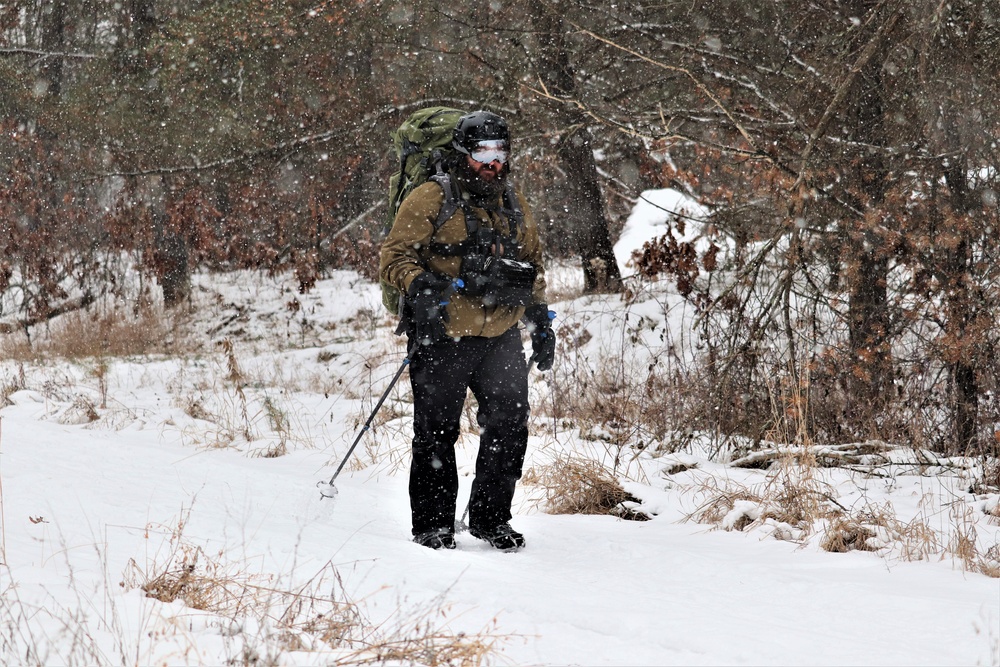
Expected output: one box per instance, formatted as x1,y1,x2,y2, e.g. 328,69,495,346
123,511,507,665
126,544,363,645
976,458,1000,493
684,447,1000,575
57,395,100,425
0,305,191,361
820,517,877,552
981,544,1000,578
172,350,321,455
689,449,840,537
846,503,941,560
687,479,765,527
182,396,213,422
257,394,290,458
984,499,1000,525
530,455,650,520
361,419,412,476
0,364,25,407
538,321,691,457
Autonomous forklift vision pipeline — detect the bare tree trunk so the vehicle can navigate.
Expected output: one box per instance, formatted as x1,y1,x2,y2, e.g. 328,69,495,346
156,175,190,308
943,161,980,453
843,14,893,427
119,0,188,306
118,0,157,71
39,0,67,98
557,126,623,293
528,0,622,293
157,228,190,307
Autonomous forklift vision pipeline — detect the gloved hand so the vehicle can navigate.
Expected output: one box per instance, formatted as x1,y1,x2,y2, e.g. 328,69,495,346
407,272,451,347
524,304,556,371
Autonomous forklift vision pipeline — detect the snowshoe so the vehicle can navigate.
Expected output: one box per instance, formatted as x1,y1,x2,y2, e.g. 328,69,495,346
470,523,525,551
413,528,456,550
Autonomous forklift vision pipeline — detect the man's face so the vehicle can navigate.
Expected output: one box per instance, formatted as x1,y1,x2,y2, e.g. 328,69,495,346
467,153,503,181
466,139,509,181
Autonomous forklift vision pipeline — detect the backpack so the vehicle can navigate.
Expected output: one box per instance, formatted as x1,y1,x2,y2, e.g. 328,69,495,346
381,106,467,314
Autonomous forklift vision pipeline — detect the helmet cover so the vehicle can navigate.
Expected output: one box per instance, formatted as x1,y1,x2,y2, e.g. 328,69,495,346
453,110,510,155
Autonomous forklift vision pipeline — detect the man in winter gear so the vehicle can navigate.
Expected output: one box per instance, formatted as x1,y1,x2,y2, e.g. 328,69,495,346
380,110,554,551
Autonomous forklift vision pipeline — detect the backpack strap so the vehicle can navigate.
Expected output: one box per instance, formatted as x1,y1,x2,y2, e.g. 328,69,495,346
500,181,525,233
476,181,524,244
427,169,480,256
429,170,464,231
470,182,525,262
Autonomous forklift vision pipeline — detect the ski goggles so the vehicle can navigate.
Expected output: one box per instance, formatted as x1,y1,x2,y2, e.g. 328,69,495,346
469,140,509,165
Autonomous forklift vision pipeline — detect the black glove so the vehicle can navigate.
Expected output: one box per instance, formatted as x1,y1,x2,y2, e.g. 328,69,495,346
524,304,556,371
407,272,451,347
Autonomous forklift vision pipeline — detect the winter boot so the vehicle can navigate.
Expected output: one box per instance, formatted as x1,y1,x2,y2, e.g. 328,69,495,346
470,523,525,551
413,528,456,550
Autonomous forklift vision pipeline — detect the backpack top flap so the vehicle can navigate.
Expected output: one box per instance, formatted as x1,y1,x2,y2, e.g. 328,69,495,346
386,106,466,229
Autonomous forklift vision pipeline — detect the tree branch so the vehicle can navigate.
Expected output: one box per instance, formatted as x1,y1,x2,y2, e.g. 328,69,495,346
792,6,905,187
574,26,762,153
522,81,868,220
0,47,97,59
0,292,95,334
84,100,484,181
325,200,385,244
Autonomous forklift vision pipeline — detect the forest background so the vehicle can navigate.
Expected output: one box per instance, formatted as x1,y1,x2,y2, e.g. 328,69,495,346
3,0,1000,460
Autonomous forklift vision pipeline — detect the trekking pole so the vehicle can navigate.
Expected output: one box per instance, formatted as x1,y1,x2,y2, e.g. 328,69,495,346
317,278,462,501
317,353,412,500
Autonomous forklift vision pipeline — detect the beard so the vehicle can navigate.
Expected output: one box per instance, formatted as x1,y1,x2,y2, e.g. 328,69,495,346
455,157,508,202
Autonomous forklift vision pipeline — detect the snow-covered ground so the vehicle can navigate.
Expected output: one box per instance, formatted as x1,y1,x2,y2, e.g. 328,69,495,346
1,191,998,665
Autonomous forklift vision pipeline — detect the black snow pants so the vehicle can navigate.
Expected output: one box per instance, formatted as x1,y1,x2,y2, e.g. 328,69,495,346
406,326,529,536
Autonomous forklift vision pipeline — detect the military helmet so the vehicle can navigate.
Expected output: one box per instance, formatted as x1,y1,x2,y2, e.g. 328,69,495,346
452,110,510,157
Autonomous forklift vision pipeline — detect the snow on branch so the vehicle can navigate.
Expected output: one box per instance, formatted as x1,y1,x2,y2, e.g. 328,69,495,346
0,47,98,59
